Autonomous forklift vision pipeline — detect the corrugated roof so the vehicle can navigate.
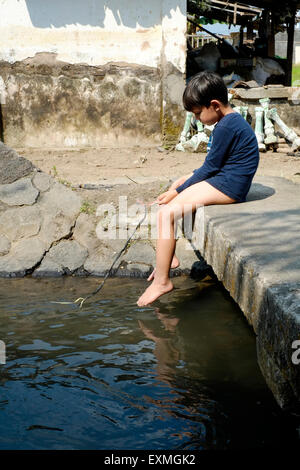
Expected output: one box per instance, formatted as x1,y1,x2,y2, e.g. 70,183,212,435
235,0,300,8
188,0,300,27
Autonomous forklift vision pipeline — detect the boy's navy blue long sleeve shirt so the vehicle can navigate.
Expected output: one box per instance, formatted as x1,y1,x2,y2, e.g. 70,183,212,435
176,112,259,202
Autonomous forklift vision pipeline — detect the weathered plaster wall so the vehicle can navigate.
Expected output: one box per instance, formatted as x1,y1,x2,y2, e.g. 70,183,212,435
0,0,186,147
161,0,187,145
0,58,161,147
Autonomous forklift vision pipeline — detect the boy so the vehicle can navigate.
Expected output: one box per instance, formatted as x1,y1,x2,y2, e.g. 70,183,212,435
137,71,259,307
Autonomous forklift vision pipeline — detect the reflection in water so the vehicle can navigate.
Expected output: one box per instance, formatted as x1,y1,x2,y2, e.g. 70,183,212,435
138,307,228,449
138,309,180,378
0,276,299,450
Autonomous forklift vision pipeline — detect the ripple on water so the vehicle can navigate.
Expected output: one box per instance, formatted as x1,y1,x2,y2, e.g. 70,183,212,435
0,276,299,450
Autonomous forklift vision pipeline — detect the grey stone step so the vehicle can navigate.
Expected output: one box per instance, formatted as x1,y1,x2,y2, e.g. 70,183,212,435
193,175,300,410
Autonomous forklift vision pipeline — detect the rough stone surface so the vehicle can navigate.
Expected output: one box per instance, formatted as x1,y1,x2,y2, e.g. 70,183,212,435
47,240,88,271
83,239,129,276
32,171,52,192
0,237,46,277
0,205,41,241
0,141,34,184
122,241,155,265
73,212,104,253
193,175,300,410
0,234,10,256
117,261,152,277
32,258,64,278
34,240,88,276
0,177,39,206
36,182,82,248
256,282,300,409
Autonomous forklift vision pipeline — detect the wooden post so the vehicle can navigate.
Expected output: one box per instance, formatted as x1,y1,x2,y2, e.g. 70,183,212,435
239,25,244,49
233,2,237,25
247,22,254,41
286,8,296,86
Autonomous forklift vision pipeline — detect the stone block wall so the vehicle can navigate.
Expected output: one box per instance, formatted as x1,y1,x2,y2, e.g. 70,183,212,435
0,141,199,278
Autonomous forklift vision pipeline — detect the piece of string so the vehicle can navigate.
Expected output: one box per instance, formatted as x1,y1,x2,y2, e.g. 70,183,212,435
73,201,148,308
50,179,172,308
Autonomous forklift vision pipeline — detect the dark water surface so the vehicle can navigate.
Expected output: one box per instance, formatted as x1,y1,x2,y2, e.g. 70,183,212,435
0,276,299,450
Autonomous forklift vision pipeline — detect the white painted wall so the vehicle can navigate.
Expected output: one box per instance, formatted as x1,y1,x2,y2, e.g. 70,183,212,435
162,0,186,73
0,0,186,71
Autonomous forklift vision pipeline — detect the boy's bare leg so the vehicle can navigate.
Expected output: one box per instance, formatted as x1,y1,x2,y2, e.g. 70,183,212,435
137,206,176,306
147,202,179,281
137,181,236,307
147,254,180,281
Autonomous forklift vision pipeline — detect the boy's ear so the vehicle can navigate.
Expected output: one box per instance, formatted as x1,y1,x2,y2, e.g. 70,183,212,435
210,99,221,110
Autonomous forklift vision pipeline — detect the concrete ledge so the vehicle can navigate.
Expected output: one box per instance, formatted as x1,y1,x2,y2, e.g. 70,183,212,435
195,175,300,410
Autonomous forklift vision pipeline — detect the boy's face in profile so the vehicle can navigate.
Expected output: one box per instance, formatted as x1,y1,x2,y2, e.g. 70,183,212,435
192,100,222,125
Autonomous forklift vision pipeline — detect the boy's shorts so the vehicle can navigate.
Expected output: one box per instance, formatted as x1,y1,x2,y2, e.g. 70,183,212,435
205,174,249,203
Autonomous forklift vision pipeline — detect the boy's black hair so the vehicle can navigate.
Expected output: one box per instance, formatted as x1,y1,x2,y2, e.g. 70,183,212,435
183,71,228,110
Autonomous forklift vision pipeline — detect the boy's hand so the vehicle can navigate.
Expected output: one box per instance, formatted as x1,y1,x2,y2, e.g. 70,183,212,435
149,173,193,206
155,189,178,205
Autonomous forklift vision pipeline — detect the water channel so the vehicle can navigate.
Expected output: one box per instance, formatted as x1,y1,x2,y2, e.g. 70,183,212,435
0,276,299,450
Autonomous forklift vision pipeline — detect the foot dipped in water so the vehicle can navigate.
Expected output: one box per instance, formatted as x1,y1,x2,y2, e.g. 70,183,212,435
147,255,180,282
137,278,174,306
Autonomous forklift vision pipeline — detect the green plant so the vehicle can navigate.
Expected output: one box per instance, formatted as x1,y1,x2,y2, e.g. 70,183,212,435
80,201,96,215
51,165,72,188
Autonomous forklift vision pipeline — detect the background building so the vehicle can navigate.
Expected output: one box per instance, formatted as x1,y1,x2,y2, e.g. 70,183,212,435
0,0,187,148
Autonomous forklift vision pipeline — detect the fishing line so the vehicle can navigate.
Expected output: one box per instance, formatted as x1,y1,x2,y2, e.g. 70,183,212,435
74,203,148,308
50,179,171,308
50,202,148,308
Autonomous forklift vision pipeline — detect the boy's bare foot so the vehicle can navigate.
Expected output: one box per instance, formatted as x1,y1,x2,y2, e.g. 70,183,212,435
147,256,180,282
137,279,174,306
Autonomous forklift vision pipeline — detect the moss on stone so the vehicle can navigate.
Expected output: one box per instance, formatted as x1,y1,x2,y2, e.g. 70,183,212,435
161,114,181,148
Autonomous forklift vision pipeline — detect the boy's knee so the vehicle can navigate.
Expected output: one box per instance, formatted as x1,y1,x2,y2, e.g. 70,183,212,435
157,205,171,221
157,204,179,222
